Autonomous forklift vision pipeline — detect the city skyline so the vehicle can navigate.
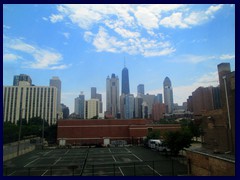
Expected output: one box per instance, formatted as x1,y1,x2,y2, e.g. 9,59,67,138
3,4,235,113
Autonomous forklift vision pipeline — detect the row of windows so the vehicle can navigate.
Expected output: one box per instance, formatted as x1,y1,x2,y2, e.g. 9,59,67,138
3,87,57,125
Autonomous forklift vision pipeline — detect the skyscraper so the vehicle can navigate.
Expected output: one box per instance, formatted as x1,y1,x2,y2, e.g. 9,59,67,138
91,87,97,99
124,94,134,119
50,76,61,113
75,92,85,119
122,66,130,95
137,84,144,96
106,74,120,118
13,74,32,86
163,77,174,113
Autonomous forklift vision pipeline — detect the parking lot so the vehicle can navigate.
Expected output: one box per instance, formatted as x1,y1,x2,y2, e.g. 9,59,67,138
3,146,188,176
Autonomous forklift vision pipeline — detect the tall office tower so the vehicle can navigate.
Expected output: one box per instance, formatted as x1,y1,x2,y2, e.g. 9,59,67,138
163,77,174,113
50,76,61,113
91,87,103,113
85,99,99,119
155,94,163,104
137,84,144,96
122,66,130,95
13,74,32,86
141,94,155,118
61,103,69,119
120,94,126,118
91,87,97,99
134,96,143,118
142,101,148,119
106,74,120,118
74,92,85,119
3,81,57,125
124,94,134,119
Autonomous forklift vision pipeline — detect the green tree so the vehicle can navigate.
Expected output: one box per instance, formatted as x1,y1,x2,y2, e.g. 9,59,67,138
164,128,193,156
3,122,19,144
147,129,161,139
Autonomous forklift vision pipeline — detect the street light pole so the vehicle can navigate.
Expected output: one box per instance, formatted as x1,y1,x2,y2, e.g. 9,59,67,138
42,118,45,149
17,109,23,156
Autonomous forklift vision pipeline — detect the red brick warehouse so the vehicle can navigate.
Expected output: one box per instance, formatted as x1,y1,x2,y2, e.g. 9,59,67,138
57,119,181,145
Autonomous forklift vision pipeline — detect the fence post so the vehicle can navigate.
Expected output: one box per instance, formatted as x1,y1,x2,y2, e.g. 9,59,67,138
5,167,8,176
113,164,115,176
188,159,191,175
152,161,155,176
50,167,52,176
133,162,136,176
28,167,30,176
171,159,174,176
72,167,75,176
92,165,94,176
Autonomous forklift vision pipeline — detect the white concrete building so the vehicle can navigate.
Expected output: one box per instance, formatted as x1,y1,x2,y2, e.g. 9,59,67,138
3,81,58,125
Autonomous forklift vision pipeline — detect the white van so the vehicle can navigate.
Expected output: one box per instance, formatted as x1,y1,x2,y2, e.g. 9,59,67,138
148,139,161,149
155,141,170,152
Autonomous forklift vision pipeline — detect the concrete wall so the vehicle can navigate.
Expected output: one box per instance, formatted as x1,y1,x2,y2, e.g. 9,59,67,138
3,139,36,162
186,150,235,176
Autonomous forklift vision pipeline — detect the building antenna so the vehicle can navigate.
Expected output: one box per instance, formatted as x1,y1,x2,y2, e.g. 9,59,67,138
124,56,126,68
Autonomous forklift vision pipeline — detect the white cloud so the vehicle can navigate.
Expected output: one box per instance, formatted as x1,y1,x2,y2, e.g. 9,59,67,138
114,27,140,38
42,17,48,21
134,6,159,30
220,54,235,60
3,53,21,61
3,25,11,29
62,32,70,39
84,31,94,42
49,4,225,56
49,14,64,23
184,4,223,26
5,37,69,70
160,12,188,28
205,4,223,16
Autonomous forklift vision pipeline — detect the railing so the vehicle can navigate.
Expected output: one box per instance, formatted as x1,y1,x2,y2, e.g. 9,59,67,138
4,158,189,176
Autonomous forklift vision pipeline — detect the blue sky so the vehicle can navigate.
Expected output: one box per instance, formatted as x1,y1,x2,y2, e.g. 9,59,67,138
3,4,235,114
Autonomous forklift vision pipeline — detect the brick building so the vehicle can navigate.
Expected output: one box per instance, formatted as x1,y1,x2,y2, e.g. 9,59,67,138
57,119,180,145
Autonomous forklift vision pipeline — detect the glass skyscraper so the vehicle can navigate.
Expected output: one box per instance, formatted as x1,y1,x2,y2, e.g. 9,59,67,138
163,77,174,113
121,67,130,95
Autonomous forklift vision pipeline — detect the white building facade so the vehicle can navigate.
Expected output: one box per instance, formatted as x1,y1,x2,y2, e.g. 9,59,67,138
3,81,58,125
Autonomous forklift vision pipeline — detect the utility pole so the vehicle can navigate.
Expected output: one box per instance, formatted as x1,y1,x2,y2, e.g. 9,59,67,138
17,109,23,156
42,118,45,149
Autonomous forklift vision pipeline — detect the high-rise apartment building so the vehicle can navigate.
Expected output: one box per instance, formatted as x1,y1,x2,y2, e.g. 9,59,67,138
50,77,61,113
122,66,130,95
163,77,174,113
137,84,144,96
85,99,99,119
106,74,120,118
74,92,85,119
3,81,57,125
13,74,32,86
